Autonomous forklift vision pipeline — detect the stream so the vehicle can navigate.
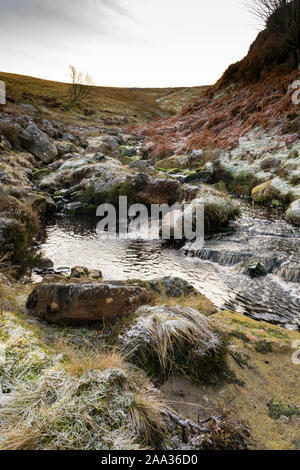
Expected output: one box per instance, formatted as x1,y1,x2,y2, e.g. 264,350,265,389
40,200,300,330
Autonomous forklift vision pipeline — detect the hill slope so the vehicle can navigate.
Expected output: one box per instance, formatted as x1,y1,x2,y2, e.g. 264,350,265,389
0,71,207,127
136,29,300,156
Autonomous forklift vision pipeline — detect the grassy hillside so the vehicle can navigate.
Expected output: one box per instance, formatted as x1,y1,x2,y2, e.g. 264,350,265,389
0,71,207,128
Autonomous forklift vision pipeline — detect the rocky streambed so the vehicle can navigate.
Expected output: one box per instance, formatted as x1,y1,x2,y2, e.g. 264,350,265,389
1,110,300,450
0,110,299,330
39,199,300,330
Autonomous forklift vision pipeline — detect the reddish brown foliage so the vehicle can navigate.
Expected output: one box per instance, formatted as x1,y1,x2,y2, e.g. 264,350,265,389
135,69,298,157
135,29,299,158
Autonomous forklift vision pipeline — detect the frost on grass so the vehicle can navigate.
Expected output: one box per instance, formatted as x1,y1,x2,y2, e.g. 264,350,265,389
0,312,168,450
119,305,225,381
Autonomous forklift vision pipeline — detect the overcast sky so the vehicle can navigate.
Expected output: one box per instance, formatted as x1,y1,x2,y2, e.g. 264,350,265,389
0,0,260,87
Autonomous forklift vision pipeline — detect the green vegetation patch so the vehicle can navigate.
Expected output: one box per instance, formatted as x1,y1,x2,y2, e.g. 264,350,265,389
255,340,273,354
268,399,300,421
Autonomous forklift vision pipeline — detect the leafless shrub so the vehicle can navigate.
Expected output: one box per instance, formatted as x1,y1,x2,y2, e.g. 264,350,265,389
247,0,300,66
68,65,94,106
260,156,280,170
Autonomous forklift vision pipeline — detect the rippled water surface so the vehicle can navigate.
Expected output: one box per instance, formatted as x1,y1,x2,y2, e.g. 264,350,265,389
41,201,300,329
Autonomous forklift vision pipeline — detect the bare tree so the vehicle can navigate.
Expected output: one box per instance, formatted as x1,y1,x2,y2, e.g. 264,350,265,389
247,0,300,66
68,65,94,106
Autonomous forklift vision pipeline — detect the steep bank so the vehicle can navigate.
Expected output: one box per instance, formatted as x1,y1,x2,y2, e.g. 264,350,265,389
134,27,300,224
136,28,300,153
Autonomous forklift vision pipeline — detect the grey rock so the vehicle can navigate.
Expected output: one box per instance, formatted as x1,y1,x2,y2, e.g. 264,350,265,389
22,123,58,162
129,159,149,170
147,277,196,297
19,103,38,114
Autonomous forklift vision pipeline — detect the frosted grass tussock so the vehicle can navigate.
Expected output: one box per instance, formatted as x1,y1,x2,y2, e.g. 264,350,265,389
0,312,169,450
119,306,225,379
0,364,167,450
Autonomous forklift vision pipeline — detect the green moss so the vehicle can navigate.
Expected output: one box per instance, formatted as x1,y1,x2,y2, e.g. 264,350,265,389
265,328,288,340
107,183,122,205
120,155,135,165
231,318,289,341
228,330,250,343
155,167,168,173
120,146,137,157
166,168,182,175
119,182,135,204
81,183,96,203
76,204,97,215
223,366,245,387
33,168,51,181
290,175,300,186
255,340,273,354
268,399,300,421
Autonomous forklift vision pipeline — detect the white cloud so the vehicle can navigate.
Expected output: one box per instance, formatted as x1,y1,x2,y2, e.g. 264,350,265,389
0,0,259,87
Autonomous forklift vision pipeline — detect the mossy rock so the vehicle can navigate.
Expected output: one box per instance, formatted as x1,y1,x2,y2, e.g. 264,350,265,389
251,180,278,203
120,155,136,165
120,146,137,158
155,155,189,170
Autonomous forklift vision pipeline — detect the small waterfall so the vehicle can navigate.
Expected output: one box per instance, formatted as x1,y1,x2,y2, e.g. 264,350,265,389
272,265,300,283
185,200,300,286
190,249,277,270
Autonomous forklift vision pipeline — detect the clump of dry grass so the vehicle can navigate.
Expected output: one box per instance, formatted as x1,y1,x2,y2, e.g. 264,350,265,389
260,157,280,171
0,314,172,450
154,290,216,316
128,391,166,447
55,339,126,377
0,194,40,272
119,306,225,381
0,359,169,450
0,430,42,451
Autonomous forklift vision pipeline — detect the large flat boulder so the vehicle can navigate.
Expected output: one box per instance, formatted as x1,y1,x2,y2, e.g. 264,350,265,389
26,282,152,323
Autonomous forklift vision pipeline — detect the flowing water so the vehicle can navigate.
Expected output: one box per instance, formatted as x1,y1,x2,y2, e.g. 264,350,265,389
41,200,300,330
